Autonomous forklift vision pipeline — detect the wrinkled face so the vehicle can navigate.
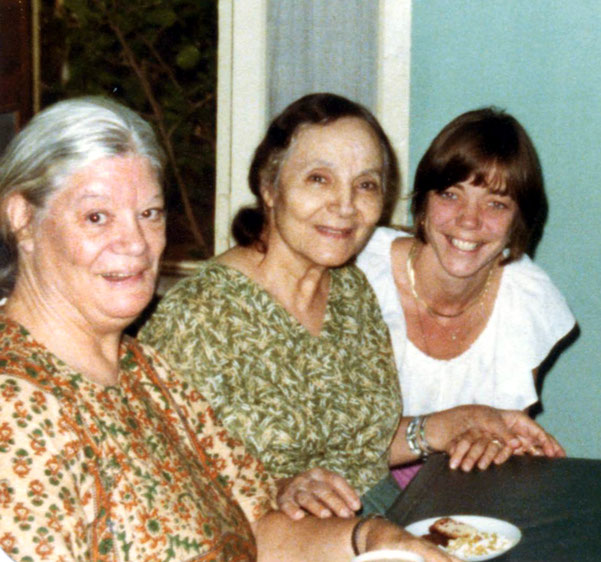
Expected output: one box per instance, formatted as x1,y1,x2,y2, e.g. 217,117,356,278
263,117,384,268
23,154,165,332
424,179,517,279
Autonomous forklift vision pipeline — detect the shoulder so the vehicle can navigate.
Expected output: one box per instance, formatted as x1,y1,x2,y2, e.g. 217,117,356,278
495,255,575,354
332,263,378,298
357,226,410,266
0,315,78,403
357,227,411,284
140,261,242,339
331,265,392,335
160,260,236,301
502,255,573,315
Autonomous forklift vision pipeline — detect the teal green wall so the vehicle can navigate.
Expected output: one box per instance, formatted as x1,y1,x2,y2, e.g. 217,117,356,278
411,1,601,458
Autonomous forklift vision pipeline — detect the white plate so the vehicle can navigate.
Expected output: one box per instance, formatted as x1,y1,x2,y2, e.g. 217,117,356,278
405,515,521,561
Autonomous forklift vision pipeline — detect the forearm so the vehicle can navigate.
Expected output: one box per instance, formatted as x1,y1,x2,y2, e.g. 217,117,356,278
390,406,515,467
254,511,457,562
254,511,356,562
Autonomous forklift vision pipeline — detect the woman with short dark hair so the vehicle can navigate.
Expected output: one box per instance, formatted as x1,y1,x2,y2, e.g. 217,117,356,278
357,107,575,488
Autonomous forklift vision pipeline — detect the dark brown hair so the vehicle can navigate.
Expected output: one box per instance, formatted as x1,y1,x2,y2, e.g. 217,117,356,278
232,92,399,249
411,107,547,262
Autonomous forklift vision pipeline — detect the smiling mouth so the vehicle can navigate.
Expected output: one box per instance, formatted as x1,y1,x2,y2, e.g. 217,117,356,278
449,237,480,252
315,225,354,238
101,271,146,281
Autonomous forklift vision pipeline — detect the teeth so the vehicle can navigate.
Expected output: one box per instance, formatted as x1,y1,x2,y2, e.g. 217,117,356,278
103,272,135,279
318,226,351,234
451,238,478,251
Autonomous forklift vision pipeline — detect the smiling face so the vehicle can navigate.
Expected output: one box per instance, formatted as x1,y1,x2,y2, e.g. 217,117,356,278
262,117,384,269
424,179,517,279
24,154,165,332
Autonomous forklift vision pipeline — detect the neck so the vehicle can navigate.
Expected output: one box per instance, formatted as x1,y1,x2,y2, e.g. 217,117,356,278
258,249,329,312
219,240,331,336
408,241,496,318
5,283,123,386
239,233,331,309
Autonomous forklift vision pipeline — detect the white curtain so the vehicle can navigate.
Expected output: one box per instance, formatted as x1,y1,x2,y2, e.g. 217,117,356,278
267,0,378,117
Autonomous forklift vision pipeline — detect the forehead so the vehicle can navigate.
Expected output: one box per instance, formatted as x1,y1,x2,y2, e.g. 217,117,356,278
288,117,382,164
55,155,162,204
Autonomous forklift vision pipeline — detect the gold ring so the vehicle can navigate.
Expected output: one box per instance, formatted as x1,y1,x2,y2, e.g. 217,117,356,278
491,439,503,447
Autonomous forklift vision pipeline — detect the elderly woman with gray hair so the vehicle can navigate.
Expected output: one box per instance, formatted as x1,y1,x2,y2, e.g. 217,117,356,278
0,96,461,561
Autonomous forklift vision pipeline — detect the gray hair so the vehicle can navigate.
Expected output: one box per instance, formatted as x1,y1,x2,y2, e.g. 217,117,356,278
0,96,165,297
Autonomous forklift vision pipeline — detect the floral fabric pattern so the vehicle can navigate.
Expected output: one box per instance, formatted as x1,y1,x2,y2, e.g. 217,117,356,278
140,261,402,495
0,314,276,561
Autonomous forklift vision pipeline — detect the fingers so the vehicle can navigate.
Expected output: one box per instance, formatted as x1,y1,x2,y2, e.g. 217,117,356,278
282,488,333,519
276,468,361,520
278,492,317,520
516,432,566,459
447,431,513,471
545,433,566,457
501,411,566,458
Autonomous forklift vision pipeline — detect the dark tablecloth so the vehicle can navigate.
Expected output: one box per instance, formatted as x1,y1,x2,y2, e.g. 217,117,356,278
386,454,601,561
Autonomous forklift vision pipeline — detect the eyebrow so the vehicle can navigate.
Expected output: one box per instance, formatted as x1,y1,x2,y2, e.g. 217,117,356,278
72,191,164,205
304,160,383,176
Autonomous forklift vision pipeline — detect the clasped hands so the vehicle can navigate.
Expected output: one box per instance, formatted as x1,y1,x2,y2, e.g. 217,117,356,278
277,405,565,520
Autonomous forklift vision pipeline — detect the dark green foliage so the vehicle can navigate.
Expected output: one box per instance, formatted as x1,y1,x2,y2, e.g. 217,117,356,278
41,0,217,258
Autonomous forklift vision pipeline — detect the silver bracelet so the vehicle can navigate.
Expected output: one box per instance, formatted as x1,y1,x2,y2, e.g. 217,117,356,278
406,415,435,458
417,414,436,456
406,415,424,457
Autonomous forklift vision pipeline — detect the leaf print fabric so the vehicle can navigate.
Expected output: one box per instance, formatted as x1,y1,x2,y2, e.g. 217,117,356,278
140,261,402,496
0,314,276,561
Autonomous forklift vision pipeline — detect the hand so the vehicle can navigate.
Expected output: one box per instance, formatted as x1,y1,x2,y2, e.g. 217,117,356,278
362,518,461,561
498,409,565,458
426,405,565,472
276,467,361,520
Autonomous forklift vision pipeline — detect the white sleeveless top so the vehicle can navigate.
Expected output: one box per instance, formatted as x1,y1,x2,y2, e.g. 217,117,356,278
357,227,576,416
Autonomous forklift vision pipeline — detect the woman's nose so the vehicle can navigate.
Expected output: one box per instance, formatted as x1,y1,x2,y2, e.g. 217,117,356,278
456,200,482,229
329,185,358,217
113,218,148,254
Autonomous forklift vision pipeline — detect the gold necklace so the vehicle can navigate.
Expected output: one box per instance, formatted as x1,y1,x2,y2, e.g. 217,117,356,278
406,240,494,319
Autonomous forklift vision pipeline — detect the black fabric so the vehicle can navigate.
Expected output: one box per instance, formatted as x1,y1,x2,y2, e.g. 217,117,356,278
387,453,601,561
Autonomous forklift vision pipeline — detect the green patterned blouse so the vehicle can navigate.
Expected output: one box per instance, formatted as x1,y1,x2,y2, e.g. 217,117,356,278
140,261,402,495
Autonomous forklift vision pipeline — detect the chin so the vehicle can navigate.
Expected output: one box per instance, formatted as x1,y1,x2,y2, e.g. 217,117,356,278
315,256,355,268
312,247,359,267
104,296,154,323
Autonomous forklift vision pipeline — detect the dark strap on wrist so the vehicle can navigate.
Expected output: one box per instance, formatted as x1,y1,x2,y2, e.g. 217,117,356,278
351,513,385,555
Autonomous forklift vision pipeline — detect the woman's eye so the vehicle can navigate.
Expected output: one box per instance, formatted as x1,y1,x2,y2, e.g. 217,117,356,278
141,207,165,221
308,173,327,184
438,190,457,200
489,199,509,210
86,212,107,225
358,179,380,192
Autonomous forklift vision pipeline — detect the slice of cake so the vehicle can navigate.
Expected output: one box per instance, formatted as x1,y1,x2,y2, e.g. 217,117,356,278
423,517,479,546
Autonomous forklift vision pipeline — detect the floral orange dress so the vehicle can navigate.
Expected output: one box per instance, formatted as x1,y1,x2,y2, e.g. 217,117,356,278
0,314,276,561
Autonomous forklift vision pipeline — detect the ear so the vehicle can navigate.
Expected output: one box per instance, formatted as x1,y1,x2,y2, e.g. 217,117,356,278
4,192,35,253
260,181,276,210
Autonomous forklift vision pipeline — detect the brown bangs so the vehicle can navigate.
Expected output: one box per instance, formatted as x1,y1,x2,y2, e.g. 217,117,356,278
470,163,512,197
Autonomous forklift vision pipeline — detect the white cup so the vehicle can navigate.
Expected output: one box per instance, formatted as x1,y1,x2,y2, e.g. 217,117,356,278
352,549,425,562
